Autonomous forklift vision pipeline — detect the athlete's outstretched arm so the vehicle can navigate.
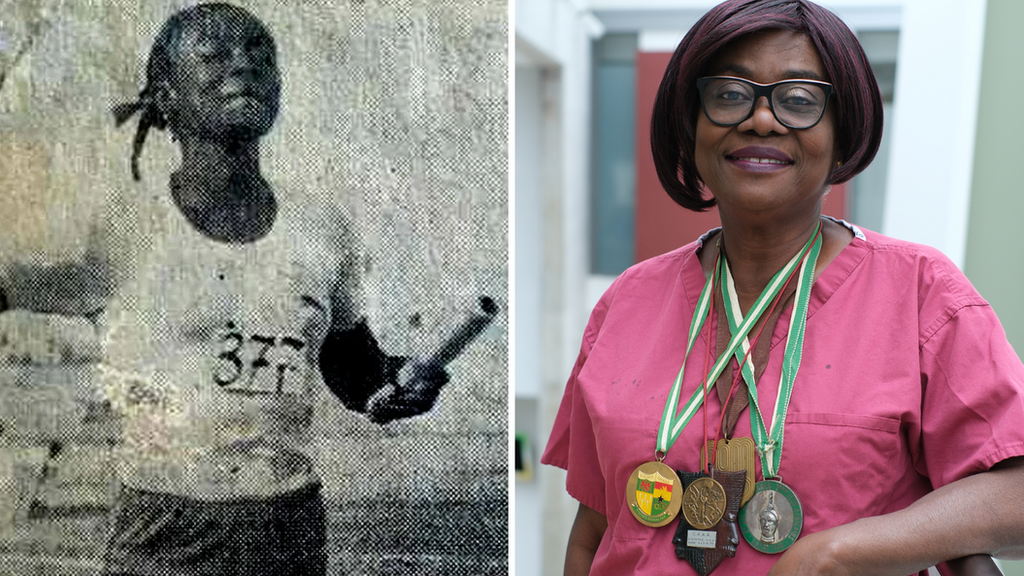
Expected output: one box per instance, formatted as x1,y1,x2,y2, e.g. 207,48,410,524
0,215,109,315
318,320,447,424
318,221,448,424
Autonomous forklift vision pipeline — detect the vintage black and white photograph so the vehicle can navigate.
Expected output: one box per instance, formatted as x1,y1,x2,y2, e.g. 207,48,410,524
0,1,507,574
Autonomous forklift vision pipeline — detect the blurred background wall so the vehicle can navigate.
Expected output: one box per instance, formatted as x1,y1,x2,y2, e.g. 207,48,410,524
0,1,508,574
515,0,1024,574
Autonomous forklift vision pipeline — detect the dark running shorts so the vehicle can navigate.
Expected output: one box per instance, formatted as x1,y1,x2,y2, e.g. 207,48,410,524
102,483,326,576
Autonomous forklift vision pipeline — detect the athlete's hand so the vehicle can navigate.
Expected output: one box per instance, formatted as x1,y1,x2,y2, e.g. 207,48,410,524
398,358,449,405
368,358,449,424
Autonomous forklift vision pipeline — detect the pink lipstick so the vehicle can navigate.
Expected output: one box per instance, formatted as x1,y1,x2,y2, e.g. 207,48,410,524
726,146,793,173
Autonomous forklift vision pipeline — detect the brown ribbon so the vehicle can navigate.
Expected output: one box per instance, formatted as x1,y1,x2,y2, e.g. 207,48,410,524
713,278,799,439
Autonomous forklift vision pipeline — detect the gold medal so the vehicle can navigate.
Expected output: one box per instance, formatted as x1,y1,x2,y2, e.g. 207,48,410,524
625,461,683,527
681,476,727,529
700,437,756,506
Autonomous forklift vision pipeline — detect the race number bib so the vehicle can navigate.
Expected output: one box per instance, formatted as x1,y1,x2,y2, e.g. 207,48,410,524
212,320,307,395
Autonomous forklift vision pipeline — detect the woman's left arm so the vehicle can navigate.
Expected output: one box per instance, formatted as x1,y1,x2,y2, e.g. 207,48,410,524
769,457,1024,575
318,214,448,423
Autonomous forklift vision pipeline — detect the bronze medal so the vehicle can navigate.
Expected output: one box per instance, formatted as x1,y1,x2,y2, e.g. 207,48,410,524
674,469,745,576
625,461,683,527
700,437,756,506
739,480,803,553
680,476,727,529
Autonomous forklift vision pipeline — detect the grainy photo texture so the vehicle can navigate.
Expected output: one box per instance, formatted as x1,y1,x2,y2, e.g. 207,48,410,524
0,1,508,575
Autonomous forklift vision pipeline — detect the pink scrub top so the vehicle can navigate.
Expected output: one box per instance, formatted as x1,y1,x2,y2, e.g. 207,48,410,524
542,224,1024,575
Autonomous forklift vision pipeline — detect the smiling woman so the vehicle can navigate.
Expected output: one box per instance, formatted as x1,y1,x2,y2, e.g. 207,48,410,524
649,0,883,215
542,1,1024,575
101,4,449,576
112,3,280,184
694,31,839,224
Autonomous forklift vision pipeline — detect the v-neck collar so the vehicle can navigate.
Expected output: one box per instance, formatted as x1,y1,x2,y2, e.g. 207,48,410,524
682,220,872,351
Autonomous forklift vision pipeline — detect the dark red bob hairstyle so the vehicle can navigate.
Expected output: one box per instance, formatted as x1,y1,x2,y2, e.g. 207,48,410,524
650,0,884,211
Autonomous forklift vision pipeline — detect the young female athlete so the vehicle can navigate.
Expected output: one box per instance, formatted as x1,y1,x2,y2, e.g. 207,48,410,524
99,4,447,574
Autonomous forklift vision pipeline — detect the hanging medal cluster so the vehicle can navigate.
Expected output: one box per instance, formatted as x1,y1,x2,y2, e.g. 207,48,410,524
624,223,823,575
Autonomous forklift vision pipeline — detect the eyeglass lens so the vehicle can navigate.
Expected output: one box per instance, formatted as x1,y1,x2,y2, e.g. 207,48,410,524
701,78,828,129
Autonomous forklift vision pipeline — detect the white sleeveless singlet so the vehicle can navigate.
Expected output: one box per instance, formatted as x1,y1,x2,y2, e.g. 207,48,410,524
100,186,355,500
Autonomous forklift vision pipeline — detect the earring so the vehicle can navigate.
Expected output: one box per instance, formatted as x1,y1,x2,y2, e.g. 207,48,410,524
836,160,843,168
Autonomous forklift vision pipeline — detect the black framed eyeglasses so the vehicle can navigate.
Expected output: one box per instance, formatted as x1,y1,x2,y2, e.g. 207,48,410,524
696,76,834,130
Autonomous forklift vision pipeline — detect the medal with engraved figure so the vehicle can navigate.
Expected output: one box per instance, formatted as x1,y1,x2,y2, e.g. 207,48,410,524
625,460,683,527
681,476,727,529
718,224,822,554
739,480,803,554
674,469,745,576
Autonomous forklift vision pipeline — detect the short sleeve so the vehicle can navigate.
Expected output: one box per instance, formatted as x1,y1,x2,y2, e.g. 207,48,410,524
541,295,613,515
918,302,1024,488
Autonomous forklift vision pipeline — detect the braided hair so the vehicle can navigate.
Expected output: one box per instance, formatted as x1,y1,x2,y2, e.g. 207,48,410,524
112,3,263,180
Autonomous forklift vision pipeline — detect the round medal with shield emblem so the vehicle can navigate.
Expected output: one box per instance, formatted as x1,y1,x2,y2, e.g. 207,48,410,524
626,461,683,527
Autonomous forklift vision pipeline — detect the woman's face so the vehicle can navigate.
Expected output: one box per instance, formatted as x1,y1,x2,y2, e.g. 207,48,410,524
694,30,837,219
161,8,281,142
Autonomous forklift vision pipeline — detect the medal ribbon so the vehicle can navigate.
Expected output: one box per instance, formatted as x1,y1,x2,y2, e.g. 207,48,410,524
720,223,822,479
654,230,818,457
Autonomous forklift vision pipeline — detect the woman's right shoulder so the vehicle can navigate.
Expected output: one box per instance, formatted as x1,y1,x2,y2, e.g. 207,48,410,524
625,242,697,280
583,241,699,342
601,242,698,301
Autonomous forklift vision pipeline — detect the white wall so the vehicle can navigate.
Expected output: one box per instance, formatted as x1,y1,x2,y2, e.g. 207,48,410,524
515,1,599,574
514,64,546,576
883,0,987,268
